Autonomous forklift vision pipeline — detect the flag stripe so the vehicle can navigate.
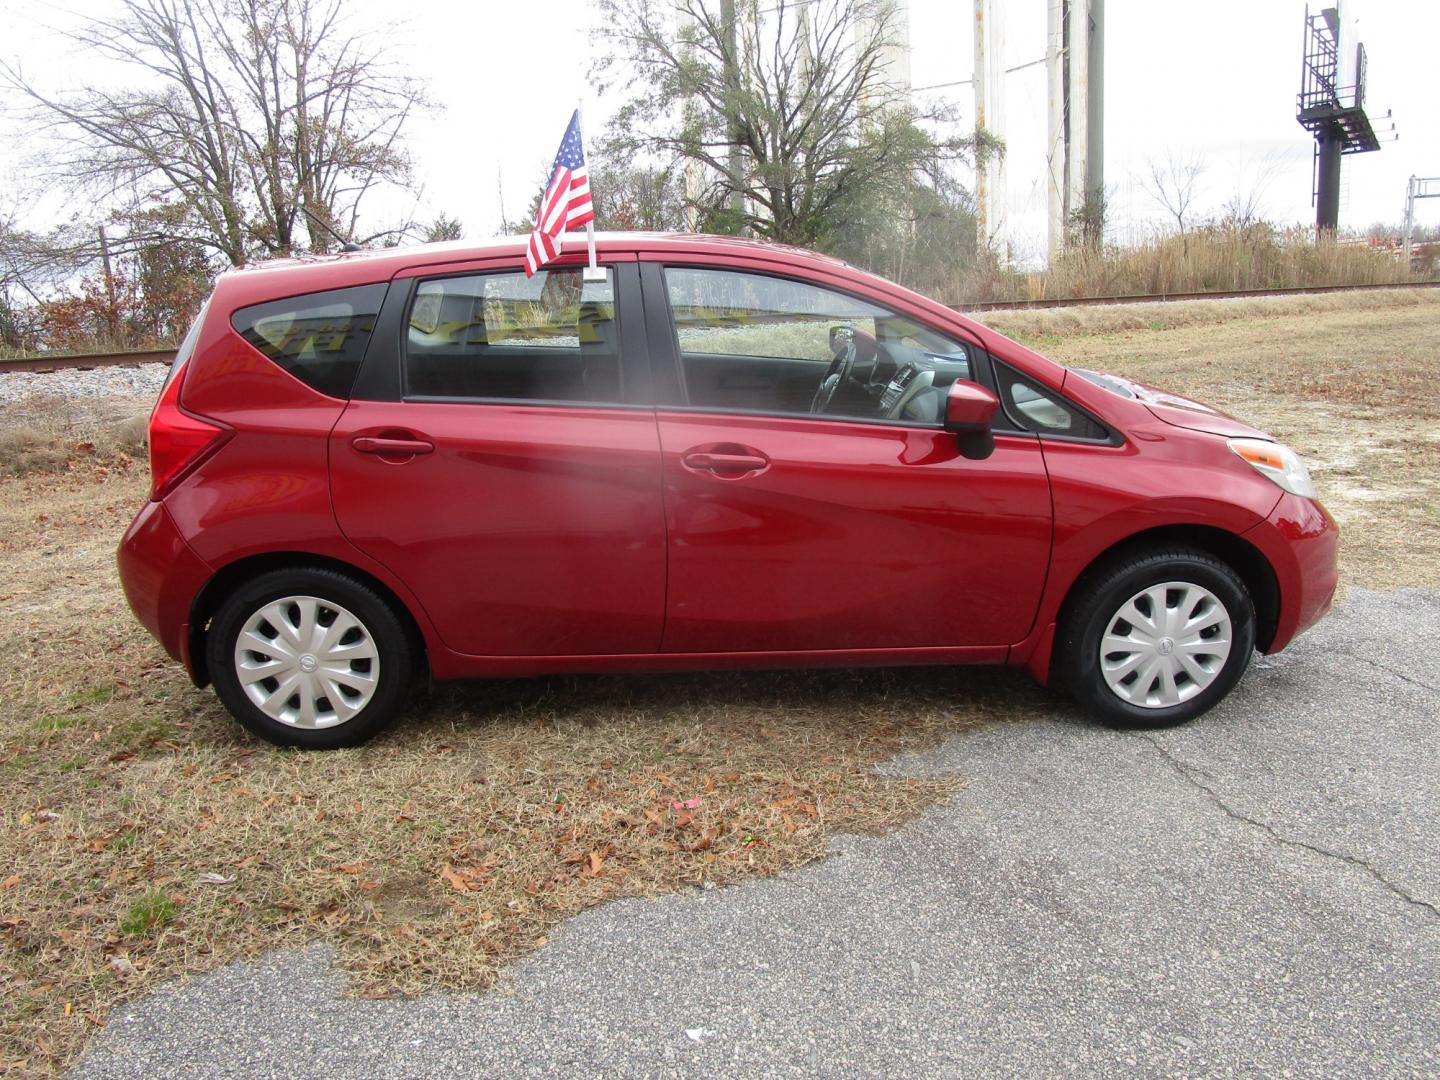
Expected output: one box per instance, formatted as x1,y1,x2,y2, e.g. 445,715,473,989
525,112,597,277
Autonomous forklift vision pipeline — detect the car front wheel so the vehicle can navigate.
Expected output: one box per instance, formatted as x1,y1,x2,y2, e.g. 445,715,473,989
1057,547,1256,727
206,568,414,748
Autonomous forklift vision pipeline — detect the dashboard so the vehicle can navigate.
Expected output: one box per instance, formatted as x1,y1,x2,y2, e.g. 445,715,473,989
874,348,972,424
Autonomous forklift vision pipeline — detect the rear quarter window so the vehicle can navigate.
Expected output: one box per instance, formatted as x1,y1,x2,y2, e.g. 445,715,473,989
231,283,388,398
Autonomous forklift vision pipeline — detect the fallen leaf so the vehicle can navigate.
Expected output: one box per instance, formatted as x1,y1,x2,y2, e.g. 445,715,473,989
439,865,470,893
196,872,236,886
671,798,702,811
333,863,367,875
1,874,20,890
588,851,604,875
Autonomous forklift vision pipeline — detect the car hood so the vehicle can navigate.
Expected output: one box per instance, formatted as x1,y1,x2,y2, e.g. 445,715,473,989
1073,369,1272,440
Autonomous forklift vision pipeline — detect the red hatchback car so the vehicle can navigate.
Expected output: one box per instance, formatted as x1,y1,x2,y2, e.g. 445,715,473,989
117,233,1338,748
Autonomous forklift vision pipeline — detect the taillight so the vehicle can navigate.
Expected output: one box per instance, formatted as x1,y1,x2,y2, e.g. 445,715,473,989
148,359,231,499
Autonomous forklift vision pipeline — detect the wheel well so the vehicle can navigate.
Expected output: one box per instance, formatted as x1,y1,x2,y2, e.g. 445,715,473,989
1054,524,1280,660
187,552,429,688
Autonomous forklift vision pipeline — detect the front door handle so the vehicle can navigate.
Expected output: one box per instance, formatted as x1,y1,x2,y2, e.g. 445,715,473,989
681,451,770,473
352,436,435,456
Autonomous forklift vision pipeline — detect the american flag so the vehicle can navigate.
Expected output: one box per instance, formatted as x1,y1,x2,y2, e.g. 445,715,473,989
525,110,596,277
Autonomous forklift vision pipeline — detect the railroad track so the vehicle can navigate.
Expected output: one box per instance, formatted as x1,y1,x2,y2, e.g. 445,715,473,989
4,279,1438,374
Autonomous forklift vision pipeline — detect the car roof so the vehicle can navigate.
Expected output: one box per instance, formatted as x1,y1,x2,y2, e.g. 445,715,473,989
232,232,853,280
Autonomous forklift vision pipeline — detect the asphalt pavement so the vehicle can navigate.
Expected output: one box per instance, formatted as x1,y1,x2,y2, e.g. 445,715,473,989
72,588,1440,1079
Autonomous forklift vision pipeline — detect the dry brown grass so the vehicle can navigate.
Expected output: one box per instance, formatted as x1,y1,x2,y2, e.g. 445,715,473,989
0,463,1030,1075
949,224,1415,305
0,398,149,479
977,289,1440,589
2,288,1436,1075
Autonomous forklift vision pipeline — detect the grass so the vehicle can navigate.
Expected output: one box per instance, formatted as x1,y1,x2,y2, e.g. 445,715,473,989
947,223,1417,305
118,894,176,938
0,397,149,479
2,288,1438,1075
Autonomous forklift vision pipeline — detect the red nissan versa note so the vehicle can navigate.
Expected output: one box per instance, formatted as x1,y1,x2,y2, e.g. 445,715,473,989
117,233,1339,748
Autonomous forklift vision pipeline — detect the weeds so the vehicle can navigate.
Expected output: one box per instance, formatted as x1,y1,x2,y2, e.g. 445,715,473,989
949,223,1417,305
118,894,177,937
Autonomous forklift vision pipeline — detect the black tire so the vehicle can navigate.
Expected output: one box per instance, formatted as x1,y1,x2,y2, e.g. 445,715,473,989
206,567,414,748
1055,546,1255,729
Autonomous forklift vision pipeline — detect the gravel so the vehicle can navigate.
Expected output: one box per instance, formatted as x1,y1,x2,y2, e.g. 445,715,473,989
0,364,168,404
72,587,1440,1079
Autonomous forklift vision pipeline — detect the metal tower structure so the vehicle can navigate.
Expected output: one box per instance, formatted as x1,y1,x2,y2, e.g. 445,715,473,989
1296,4,1380,233
1403,176,1440,270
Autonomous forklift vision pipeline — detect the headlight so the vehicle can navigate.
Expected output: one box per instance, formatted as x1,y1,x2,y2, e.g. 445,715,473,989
1227,438,1317,499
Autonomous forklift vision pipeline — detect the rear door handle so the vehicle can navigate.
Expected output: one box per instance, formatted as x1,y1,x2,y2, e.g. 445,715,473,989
352,436,435,456
681,452,769,472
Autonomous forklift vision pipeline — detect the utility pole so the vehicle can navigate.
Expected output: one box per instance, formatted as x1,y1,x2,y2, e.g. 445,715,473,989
973,0,1007,257
1046,1,1065,263
1047,0,1103,260
720,0,746,227
98,225,119,342
1086,0,1104,244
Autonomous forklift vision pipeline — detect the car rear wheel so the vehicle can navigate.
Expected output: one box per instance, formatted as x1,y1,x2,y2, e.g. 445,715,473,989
207,568,413,748
1057,547,1256,728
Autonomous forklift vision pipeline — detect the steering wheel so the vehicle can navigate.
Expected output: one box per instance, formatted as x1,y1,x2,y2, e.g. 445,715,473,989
810,326,858,414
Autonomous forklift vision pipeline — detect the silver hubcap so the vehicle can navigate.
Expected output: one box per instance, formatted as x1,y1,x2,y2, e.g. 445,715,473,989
1100,581,1233,709
234,596,380,729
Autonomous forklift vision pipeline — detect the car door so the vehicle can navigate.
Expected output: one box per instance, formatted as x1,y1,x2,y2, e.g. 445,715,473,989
329,257,668,657
644,261,1054,654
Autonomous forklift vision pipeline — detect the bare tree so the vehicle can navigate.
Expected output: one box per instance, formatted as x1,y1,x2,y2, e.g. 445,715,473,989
1218,152,1286,229
1142,152,1206,252
3,0,428,266
593,0,972,246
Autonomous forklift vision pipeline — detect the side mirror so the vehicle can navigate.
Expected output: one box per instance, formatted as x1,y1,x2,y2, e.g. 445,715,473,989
944,380,1000,432
943,380,999,460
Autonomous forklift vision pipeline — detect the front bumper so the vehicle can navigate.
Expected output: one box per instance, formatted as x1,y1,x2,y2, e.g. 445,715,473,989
1243,492,1340,653
117,499,214,666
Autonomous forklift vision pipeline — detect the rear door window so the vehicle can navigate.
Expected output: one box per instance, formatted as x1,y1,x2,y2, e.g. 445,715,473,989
231,284,387,398
403,267,620,403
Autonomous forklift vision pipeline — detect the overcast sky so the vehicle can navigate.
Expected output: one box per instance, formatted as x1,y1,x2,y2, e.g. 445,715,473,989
1,0,1435,264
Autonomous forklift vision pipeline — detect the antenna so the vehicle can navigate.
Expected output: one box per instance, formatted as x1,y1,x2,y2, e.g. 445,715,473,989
299,206,363,253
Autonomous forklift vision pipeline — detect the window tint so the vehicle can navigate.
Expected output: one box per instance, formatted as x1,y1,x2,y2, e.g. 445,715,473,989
404,268,619,403
664,267,970,424
996,363,1109,440
232,284,386,399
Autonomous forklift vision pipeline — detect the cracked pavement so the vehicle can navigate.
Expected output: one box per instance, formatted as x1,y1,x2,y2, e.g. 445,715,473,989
74,588,1439,1078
